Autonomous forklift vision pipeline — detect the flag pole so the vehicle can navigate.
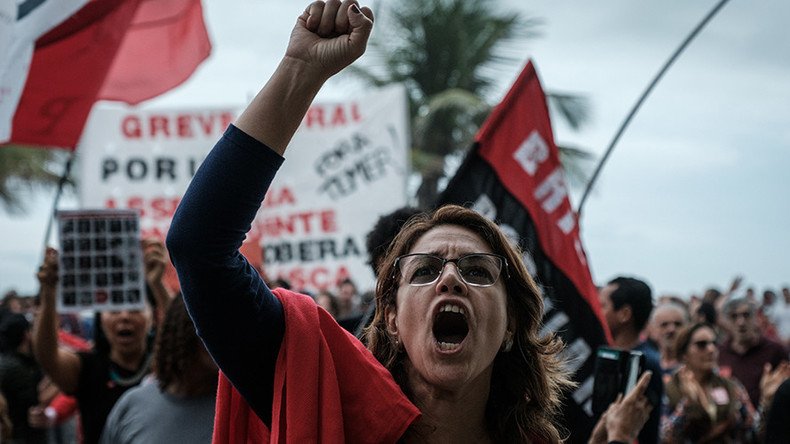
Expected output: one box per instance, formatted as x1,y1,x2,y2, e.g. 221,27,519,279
42,150,76,254
576,0,731,218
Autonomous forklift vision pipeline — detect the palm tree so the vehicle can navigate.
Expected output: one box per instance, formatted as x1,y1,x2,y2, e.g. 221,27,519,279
0,145,71,214
347,0,591,208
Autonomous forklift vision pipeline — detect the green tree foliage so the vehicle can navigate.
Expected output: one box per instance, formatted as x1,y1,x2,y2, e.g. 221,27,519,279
347,0,592,208
0,146,70,214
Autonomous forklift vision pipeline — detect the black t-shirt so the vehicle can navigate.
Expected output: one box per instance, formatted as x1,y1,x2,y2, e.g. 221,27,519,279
0,351,47,443
75,352,150,444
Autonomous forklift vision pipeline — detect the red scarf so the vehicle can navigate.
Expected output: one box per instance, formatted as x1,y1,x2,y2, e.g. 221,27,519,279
212,289,420,443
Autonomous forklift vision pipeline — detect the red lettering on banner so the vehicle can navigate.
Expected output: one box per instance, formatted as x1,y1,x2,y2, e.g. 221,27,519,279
122,116,142,138
262,187,296,208
304,102,362,129
305,107,324,128
351,102,361,122
150,115,170,137
176,115,193,138
257,209,337,237
119,111,236,140
321,211,337,232
274,265,350,291
105,196,181,221
331,106,346,126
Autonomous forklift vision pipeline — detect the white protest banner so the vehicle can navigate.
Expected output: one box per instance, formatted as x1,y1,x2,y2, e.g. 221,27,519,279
78,104,238,290
254,84,410,292
78,84,409,293
78,104,238,239
56,209,145,313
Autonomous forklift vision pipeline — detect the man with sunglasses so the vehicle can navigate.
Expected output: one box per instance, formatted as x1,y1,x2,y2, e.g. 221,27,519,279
718,297,788,408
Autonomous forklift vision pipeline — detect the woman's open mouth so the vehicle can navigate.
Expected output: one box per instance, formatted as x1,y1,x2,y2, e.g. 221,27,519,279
115,328,137,344
432,303,469,351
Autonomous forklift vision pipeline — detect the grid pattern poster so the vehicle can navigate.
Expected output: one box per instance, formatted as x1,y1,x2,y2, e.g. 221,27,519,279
56,209,146,313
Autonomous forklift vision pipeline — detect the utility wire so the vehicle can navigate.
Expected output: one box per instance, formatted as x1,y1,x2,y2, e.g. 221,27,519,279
576,0,732,218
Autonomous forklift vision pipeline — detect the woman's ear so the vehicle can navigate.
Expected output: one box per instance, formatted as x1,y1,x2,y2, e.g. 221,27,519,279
385,305,398,336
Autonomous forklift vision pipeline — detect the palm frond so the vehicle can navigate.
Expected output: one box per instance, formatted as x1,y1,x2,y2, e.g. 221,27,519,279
547,92,591,131
0,146,72,214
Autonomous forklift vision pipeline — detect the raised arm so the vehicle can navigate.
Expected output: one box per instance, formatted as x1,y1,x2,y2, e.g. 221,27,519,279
142,238,173,326
236,0,374,154
32,248,81,394
166,0,373,425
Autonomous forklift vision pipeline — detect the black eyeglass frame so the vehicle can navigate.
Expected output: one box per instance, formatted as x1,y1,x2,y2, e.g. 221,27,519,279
393,252,510,288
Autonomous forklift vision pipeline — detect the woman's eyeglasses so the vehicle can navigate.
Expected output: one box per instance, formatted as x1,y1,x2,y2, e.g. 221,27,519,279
394,253,508,287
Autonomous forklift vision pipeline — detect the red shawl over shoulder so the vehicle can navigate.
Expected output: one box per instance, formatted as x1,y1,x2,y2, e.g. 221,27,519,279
212,289,420,443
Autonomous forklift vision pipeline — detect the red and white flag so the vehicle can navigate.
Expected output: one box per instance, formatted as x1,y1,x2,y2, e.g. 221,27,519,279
0,0,88,143
3,0,211,150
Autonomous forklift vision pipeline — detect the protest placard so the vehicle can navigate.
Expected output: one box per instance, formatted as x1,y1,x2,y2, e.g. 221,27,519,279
78,85,409,292
56,209,146,313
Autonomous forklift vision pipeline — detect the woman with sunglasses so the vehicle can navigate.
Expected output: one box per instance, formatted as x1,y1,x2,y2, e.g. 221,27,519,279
661,323,756,443
165,1,589,442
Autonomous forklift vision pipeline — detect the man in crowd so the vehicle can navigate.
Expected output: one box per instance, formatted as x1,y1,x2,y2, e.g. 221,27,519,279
598,276,663,444
648,301,689,378
718,297,788,407
773,287,790,347
0,313,47,443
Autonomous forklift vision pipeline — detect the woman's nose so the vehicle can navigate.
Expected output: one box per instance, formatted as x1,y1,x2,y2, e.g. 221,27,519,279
435,263,466,294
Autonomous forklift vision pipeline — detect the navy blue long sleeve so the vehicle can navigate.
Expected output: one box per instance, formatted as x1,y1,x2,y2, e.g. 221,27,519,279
166,124,285,426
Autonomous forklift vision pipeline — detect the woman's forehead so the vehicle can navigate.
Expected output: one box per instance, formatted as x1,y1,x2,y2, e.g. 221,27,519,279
408,224,493,256
691,327,715,340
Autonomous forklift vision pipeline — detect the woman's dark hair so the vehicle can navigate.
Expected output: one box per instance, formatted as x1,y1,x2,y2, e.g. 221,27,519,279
152,294,202,392
675,322,716,358
365,206,423,276
695,301,717,325
365,204,572,443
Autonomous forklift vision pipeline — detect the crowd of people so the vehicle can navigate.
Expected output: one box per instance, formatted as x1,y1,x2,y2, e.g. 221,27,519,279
0,1,788,443
598,276,790,443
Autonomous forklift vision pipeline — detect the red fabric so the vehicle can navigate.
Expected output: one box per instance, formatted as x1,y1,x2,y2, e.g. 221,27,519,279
98,0,211,104
476,61,612,344
9,0,210,149
213,289,420,444
48,392,79,423
57,330,91,352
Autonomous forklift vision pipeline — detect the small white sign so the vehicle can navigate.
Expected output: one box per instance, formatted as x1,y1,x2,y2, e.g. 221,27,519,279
56,209,146,313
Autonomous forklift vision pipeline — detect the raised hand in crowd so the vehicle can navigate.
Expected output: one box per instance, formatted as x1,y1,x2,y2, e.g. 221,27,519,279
32,245,158,443
589,371,654,444
677,367,711,409
142,238,173,324
759,361,790,410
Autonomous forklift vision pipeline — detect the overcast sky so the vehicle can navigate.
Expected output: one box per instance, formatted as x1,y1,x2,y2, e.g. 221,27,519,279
2,0,788,299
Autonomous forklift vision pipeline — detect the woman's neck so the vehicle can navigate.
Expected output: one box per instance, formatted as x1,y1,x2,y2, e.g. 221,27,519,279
403,366,493,443
691,367,713,384
110,347,146,371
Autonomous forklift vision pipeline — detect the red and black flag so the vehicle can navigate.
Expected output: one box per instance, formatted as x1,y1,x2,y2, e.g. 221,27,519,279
436,61,611,441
